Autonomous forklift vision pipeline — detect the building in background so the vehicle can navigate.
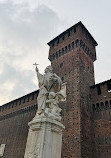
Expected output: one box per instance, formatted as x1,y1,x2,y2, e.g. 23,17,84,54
0,21,111,158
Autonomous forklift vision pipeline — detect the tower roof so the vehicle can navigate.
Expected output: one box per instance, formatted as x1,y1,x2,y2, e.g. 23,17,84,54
47,21,98,46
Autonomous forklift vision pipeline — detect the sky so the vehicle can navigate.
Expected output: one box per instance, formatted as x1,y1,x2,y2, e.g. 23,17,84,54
0,0,111,105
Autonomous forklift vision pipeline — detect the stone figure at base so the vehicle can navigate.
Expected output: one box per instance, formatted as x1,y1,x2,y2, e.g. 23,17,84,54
34,65,66,121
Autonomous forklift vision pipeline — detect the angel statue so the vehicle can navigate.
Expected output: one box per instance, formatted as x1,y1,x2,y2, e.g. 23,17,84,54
34,64,66,121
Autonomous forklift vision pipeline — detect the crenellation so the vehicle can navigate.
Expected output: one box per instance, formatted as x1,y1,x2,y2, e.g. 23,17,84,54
49,26,77,50
91,79,111,104
0,104,37,121
49,39,96,62
0,90,38,116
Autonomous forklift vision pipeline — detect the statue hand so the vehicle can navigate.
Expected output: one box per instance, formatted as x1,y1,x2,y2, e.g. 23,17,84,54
35,66,39,72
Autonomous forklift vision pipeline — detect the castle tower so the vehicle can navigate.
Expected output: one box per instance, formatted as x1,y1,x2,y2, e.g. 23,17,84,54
48,21,98,158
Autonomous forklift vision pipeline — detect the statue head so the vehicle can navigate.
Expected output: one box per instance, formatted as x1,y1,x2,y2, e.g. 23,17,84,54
44,65,53,73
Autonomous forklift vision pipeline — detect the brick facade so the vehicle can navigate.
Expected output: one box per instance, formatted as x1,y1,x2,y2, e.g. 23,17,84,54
0,21,111,158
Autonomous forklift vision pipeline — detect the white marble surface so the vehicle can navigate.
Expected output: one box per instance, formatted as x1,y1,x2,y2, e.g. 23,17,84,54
24,117,65,158
34,65,66,121
0,144,5,157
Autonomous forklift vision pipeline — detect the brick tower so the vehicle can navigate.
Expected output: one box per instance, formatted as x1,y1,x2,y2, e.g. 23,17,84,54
48,21,98,158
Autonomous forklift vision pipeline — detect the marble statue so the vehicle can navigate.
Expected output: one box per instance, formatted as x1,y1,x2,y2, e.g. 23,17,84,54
24,64,66,158
34,64,66,121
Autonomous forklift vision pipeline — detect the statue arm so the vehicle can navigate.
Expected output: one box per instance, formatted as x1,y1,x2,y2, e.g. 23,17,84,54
35,66,43,81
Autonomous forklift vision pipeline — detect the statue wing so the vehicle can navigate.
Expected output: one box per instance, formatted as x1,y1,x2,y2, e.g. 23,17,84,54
59,83,66,102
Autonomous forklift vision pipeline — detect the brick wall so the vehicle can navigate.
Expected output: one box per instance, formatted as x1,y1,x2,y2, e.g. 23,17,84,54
0,91,38,158
48,22,97,158
91,80,111,158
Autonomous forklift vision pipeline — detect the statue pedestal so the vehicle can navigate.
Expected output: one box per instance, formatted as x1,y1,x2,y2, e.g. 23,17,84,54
24,116,65,158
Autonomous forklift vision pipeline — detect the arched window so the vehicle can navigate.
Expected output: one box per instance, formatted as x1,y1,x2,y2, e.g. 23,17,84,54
59,50,62,57
68,31,70,37
74,27,76,33
62,48,64,55
53,54,55,60
72,42,74,49
65,46,68,53
23,98,25,104
96,103,100,111
19,100,21,105
57,38,59,44
56,52,58,59
75,39,79,47
31,94,34,100
101,102,104,110
68,44,71,51
62,35,65,40
27,96,29,102
80,40,83,48
87,49,89,55
92,104,96,112
85,46,88,53
82,43,85,50
105,101,109,110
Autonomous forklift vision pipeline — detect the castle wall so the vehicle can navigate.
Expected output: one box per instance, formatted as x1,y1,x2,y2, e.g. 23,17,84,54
0,91,38,158
91,79,111,158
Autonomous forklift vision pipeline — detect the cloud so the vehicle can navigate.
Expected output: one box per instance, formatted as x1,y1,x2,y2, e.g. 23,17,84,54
0,1,61,45
0,1,62,105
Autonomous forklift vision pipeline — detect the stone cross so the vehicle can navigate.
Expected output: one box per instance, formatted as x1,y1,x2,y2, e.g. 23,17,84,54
33,62,39,67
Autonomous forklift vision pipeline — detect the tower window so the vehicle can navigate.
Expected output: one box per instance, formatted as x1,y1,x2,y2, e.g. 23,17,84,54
74,27,76,33
52,42,54,47
62,35,65,40
96,103,100,111
32,94,34,100
19,100,21,105
68,44,71,51
97,86,101,95
82,43,85,50
75,39,79,47
23,98,25,104
68,31,70,37
65,46,68,53
53,54,55,60
107,81,111,91
56,52,58,58
80,40,83,48
92,104,96,112
101,102,104,110
57,38,59,44
62,48,64,55
72,42,74,49
105,101,109,109
27,96,29,102
59,50,62,57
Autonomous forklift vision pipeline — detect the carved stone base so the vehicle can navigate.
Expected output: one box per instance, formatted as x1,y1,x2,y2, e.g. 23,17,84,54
24,117,65,158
